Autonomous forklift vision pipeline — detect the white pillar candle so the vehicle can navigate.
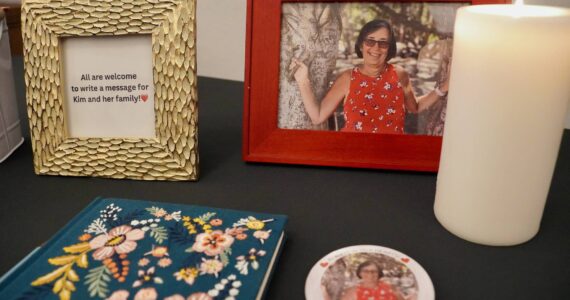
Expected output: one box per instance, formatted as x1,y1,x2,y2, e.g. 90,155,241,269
434,2,570,246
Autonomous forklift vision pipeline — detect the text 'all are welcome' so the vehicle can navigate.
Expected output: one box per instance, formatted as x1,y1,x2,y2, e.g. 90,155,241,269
71,73,150,104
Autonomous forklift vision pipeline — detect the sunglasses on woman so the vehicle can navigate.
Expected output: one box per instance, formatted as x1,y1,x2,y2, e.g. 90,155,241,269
363,38,390,49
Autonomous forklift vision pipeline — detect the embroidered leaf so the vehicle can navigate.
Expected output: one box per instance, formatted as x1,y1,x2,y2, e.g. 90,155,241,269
146,206,162,214
109,209,145,228
182,217,198,235
98,204,122,223
232,218,248,228
182,254,203,269
220,252,230,267
235,260,249,275
64,281,76,291
252,260,260,270
169,222,194,245
77,253,89,268
220,248,232,266
233,216,262,228
197,212,216,222
84,265,111,298
59,289,71,300
31,265,68,286
185,247,195,253
149,226,168,244
67,269,80,282
169,211,182,221
48,255,76,266
16,285,52,300
85,218,107,235
63,242,91,254
53,278,64,293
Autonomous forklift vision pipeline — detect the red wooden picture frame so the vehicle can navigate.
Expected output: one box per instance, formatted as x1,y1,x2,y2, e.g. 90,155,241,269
243,0,509,172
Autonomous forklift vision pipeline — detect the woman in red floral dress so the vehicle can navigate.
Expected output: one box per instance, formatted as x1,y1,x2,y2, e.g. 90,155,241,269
340,261,403,300
291,19,449,134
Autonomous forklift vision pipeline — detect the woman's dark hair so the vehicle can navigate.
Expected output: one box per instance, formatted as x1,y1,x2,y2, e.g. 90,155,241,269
355,20,397,61
356,261,383,279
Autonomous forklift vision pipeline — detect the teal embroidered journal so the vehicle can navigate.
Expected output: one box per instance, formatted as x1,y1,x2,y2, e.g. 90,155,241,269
0,197,287,300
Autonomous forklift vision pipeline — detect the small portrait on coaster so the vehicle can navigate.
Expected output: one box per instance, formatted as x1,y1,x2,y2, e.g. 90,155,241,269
320,253,418,300
278,2,464,136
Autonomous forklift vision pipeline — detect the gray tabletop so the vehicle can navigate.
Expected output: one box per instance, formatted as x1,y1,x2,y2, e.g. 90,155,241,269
1,70,569,299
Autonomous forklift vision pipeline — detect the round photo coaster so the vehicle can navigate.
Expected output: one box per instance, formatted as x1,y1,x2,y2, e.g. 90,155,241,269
305,245,434,300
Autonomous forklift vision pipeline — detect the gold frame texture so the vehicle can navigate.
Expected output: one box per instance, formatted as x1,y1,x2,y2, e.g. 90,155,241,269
22,0,198,181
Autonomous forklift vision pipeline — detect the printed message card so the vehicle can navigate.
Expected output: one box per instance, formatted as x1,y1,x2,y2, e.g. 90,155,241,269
63,35,155,138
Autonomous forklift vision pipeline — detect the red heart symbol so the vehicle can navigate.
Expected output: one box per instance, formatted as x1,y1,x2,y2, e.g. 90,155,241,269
401,258,410,263
141,94,148,102
320,261,329,268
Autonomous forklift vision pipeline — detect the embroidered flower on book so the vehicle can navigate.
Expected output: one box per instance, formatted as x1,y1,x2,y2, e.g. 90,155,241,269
200,258,224,277
235,248,267,275
192,230,235,256
134,287,158,300
90,225,145,261
174,267,200,285
133,267,163,288
233,216,274,230
253,230,271,244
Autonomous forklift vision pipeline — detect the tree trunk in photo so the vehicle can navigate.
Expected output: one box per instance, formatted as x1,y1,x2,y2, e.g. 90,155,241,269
416,39,452,136
278,3,342,130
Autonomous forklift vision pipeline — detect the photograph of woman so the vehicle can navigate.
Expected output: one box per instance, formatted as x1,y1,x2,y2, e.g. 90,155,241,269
290,19,448,134
318,253,419,300
278,3,464,135
339,261,404,300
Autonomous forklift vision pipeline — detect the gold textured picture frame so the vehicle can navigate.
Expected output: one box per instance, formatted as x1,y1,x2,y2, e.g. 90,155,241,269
22,0,198,181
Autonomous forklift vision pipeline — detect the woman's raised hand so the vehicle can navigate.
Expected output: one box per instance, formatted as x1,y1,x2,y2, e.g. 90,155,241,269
289,58,310,84
439,62,451,93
